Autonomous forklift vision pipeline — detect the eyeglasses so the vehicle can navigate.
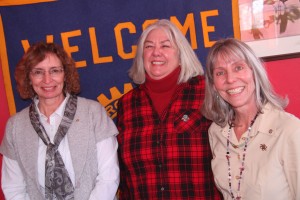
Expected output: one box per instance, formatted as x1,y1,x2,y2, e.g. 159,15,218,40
30,67,64,79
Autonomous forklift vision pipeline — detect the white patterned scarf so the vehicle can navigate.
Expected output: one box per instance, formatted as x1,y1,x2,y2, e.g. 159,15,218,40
29,95,77,200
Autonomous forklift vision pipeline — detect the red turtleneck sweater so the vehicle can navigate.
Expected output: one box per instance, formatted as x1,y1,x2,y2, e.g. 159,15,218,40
145,67,180,116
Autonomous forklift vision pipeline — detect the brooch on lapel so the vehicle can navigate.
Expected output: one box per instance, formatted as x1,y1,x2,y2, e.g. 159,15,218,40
260,144,267,151
181,114,190,122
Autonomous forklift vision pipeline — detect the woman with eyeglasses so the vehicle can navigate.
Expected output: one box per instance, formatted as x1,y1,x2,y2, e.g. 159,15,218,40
0,42,120,199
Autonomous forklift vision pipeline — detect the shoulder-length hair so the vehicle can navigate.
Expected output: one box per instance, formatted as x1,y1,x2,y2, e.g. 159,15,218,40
15,41,80,99
129,19,203,84
201,38,288,127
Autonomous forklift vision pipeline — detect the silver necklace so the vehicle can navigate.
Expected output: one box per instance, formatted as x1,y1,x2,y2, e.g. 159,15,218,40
226,112,259,200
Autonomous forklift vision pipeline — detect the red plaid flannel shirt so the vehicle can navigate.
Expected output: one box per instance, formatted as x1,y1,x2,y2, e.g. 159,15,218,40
117,76,222,200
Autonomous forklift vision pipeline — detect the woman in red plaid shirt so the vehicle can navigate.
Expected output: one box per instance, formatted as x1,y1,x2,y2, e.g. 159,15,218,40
117,19,221,200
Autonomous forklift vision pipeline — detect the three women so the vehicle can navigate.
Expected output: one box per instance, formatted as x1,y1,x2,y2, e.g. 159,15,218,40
2,21,300,200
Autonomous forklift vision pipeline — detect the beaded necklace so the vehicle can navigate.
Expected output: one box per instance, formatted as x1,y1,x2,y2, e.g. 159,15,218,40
226,112,259,200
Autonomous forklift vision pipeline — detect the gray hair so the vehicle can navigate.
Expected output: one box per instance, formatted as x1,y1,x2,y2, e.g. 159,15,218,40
129,19,203,84
201,38,288,127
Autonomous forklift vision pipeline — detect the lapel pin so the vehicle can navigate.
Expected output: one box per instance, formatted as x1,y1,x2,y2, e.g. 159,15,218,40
260,144,267,151
181,114,189,122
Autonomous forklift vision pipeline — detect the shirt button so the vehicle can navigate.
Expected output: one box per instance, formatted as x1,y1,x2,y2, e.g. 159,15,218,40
269,129,273,134
157,141,160,144
161,187,164,191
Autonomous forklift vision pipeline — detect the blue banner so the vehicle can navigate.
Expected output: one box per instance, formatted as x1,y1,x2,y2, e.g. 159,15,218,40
0,0,235,120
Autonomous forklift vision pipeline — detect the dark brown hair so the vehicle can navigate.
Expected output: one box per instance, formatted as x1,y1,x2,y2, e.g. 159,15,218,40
15,41,80,99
